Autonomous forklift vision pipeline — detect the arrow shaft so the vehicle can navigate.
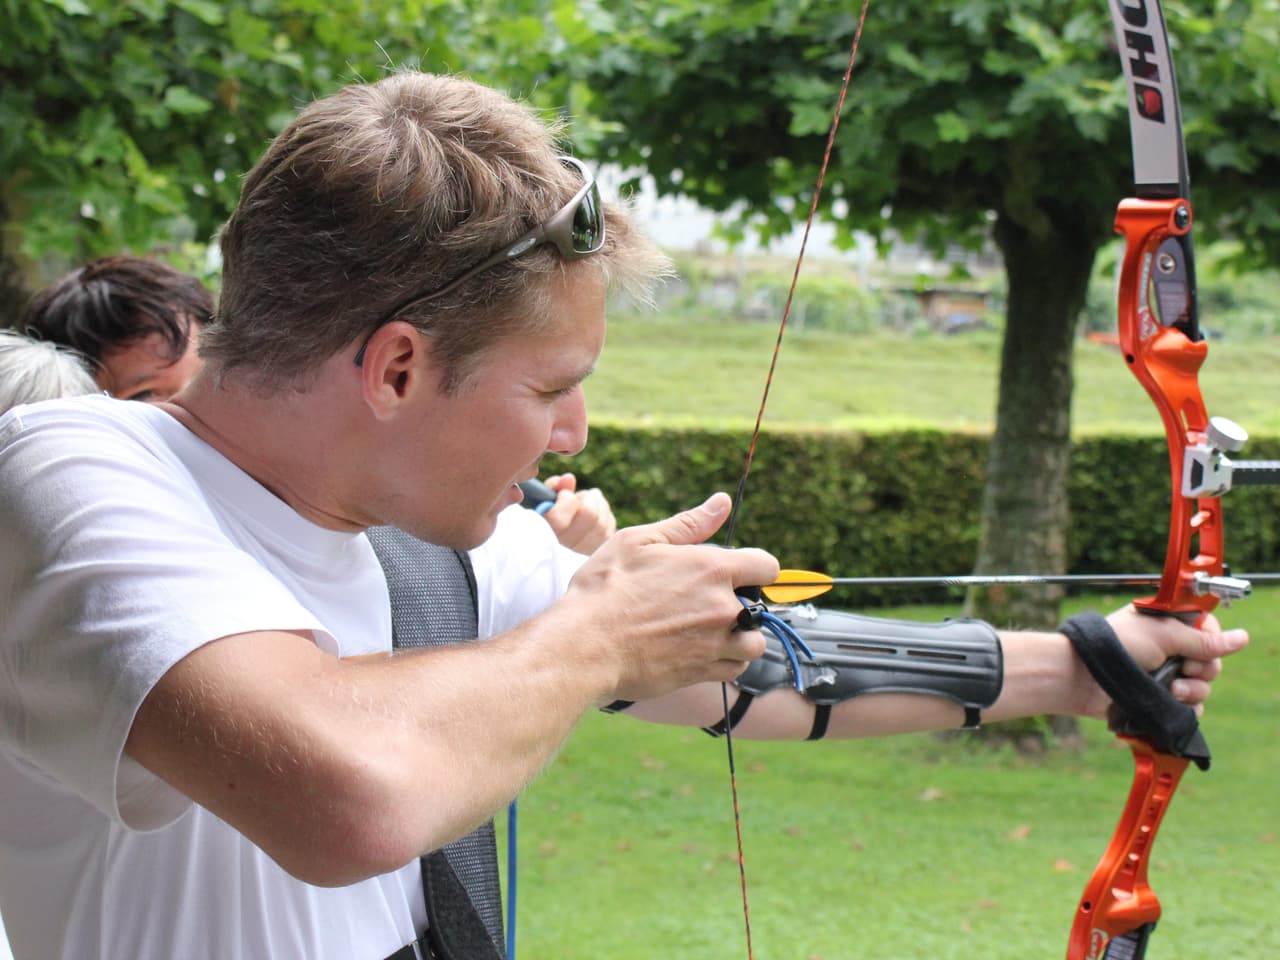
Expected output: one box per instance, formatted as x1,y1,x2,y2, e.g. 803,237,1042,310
788,572,1280,589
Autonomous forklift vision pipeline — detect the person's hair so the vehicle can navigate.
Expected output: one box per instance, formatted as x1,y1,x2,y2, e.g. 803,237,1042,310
204,70,669,392
0,329,99,414
19,255,214,367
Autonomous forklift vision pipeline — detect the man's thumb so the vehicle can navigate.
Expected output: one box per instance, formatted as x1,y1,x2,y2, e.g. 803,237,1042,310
644,492,733,546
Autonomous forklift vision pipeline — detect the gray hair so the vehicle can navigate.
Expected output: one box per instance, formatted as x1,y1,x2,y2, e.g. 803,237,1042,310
0,329,99,414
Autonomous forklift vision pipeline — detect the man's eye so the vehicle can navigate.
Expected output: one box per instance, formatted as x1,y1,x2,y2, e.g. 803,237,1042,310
124,390,157,402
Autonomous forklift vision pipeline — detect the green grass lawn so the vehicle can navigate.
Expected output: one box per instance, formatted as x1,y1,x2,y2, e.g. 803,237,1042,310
500,588,1280,959
497,310,1280,957
587,315,1280,435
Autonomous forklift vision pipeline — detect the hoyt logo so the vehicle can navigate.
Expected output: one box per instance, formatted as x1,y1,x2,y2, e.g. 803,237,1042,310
1087,927,1109,960
1117,0,1166,123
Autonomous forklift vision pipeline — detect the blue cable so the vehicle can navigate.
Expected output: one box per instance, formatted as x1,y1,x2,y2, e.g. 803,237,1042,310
506,801,518,959
760,610,815,661
506,479,552,958
738,598,816,694
764,614,807,691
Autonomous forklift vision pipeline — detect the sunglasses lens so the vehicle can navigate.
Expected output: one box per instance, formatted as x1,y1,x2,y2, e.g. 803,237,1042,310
571,181,605,253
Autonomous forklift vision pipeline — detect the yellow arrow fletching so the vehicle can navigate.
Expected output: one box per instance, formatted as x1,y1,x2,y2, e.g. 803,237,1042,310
761,569,835,603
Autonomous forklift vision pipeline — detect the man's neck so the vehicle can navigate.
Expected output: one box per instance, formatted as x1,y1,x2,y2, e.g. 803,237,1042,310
163,366,368,532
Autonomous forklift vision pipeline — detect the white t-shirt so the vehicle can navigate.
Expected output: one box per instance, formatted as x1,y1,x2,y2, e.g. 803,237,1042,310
0,396,424,960
469,504,587,640
0,914,13,960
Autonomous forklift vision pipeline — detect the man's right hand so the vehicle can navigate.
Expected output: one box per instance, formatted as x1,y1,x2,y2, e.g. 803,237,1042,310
557,491,779,704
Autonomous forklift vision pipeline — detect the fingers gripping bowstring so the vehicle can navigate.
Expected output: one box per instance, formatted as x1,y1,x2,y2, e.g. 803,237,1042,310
718,6,872,958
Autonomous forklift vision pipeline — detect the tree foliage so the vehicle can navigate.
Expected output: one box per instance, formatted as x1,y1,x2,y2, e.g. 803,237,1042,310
575,0,1280,264
0,0,615,308
6,0,1278,279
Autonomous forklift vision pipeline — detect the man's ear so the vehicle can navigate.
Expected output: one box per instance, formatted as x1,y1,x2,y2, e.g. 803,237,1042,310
356,320,439,420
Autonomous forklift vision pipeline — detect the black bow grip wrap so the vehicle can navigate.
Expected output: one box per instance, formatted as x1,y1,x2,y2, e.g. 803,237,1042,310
1059,611,1210,771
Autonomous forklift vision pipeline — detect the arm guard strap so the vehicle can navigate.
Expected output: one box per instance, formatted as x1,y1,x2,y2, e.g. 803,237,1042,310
734,604,1004,731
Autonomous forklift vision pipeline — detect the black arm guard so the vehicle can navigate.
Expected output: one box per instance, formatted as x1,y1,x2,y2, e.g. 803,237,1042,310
735,604,1004,730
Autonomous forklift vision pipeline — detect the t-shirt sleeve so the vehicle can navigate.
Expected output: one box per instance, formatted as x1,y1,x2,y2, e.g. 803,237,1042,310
0,410,329,830
469,505,587,639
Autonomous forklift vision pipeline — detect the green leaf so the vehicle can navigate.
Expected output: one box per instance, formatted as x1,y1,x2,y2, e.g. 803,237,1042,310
162,85,214,115
935,111,971,144
45,0,91,15
172,0,226,27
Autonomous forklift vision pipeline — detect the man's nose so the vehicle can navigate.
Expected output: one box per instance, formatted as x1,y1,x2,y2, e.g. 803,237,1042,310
548,386,588,457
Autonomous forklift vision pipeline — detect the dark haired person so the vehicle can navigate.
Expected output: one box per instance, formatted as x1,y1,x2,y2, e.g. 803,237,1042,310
0,72,1243,959
20,254,210,402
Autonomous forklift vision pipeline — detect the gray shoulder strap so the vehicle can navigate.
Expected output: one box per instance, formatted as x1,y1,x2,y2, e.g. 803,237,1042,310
366,527,505,957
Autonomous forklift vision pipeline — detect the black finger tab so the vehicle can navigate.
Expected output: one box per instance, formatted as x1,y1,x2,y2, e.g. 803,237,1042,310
736,601,765,631
735,586,764,630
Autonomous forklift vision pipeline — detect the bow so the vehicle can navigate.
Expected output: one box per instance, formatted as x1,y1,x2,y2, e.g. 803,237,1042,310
1066,2,1273,957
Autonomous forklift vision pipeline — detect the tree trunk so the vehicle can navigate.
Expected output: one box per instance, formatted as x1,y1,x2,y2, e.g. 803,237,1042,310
965,213,1106,750
967,215,1103,630
0,189,37,330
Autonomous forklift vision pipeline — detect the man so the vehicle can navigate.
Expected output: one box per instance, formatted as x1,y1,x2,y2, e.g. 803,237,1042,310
0,71,1243,960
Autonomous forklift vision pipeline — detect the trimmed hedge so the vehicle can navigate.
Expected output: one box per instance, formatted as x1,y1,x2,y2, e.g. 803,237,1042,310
543,426,1280,606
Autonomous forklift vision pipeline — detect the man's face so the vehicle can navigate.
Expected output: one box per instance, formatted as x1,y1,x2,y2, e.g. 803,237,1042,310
96,326,203,402
395,268,606,549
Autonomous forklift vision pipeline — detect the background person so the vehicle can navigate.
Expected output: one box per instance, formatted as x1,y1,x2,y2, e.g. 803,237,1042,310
0,329,98,413
18,255,210,402
0,330,99,960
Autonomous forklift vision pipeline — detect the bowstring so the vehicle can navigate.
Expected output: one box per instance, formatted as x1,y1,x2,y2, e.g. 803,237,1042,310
722,3,872,544
718,4,873,957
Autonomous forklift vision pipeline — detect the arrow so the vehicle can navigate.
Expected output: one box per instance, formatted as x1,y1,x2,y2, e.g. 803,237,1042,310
761,568,1279,604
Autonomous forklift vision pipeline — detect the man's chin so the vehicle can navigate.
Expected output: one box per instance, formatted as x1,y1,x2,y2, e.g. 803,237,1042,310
459,522,498,551
449,520,498,552
393,515,497,552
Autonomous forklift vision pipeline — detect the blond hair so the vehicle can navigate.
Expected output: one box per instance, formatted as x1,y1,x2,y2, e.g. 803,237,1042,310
205,71,668,390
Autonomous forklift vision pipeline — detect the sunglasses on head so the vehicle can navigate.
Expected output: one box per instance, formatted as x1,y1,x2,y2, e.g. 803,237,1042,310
354,155,605,366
